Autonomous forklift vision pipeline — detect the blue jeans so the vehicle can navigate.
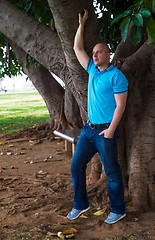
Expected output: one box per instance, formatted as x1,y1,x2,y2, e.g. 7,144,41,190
71,123,125,214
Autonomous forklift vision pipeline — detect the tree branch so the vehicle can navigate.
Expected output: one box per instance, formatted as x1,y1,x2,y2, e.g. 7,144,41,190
0,0,65,78
121,40,155,87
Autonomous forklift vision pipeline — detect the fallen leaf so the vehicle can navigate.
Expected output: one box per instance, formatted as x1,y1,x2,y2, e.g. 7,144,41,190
93,208,106,216
19,152,26,155
35,212,39,218
133,217,139,222
80,214,89,219
9,145,14,147
11,166,16,169
0,142,5,145
7,152,12,155
54,137,60,140
63,228,78,235
47,232,57,236
66,233,75,239
57,231,65,239
35,170,48,178
126,205,132,210
24,161,29,164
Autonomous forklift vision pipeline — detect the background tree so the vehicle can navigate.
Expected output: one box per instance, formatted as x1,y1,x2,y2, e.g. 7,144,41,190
0,0,154,211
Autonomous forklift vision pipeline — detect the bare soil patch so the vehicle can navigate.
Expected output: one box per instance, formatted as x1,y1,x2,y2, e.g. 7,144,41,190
0,130,154,240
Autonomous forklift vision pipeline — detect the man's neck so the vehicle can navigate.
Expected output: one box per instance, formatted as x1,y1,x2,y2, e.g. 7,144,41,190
97,62,111,71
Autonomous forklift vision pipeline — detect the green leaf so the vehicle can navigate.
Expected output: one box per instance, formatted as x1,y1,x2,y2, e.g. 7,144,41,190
24,2,32,13
121,18,131,41
132,13,143,26
147,31,153,42
140,8,151,17
0,48,3,56
119,16,131,29
145,17,155,42
24,0,30,3
153,0,155,14
133,0,144,6
139,0,144,4
50,18,55,29
111,10,132,25
130,25,142,45
34,8,43,19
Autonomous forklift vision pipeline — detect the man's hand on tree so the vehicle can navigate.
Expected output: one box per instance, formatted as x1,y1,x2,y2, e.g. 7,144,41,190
79,9,88,26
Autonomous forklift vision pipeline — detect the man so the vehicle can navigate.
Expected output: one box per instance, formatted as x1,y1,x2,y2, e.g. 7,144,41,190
67,10,128,224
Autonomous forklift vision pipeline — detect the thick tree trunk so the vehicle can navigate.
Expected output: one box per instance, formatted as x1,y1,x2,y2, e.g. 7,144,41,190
0,0,154,212
120,40,155,211
11,42,83,129
0,0,89,123
64,86,83,128
88,41,155,211
47,0,102,121
0,0,84,128
10,42,68,129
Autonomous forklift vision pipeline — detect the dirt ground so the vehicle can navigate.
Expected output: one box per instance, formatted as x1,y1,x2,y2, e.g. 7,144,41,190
0,130,154,240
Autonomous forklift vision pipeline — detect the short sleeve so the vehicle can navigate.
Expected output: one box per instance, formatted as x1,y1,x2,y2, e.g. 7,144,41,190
86,58,94,73
112,71,128,94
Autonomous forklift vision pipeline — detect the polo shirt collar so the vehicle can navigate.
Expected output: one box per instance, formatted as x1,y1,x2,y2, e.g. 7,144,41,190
96,64,114,72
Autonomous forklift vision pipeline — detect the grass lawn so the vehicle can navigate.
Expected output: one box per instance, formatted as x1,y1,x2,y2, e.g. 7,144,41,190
0,92,49,136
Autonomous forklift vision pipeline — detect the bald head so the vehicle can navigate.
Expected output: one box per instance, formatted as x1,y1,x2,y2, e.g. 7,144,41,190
93,43,111,54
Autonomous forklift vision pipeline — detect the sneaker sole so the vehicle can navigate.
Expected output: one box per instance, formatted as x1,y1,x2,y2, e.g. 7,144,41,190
67,206,90,220
105,213,126,224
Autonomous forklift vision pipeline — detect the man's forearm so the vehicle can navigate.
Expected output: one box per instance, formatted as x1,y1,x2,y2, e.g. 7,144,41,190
73,10,89,69
73,23,85,52
109,105,126,132
99,92,128,138
99,106,125,138
74,10,88,52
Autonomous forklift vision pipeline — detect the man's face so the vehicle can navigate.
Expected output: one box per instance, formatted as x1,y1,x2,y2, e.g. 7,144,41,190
92,44,110,67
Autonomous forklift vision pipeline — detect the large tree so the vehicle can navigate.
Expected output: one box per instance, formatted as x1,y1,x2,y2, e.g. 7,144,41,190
0,0,154,211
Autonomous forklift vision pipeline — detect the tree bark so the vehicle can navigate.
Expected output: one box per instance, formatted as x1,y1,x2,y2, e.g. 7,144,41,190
10,42,68,129
10,43,83,129
120,40,155,211
64,86,83,128
0,0,84,127
47,0,103,121
0,0,66,79
0,0,102,123
0,0,154,212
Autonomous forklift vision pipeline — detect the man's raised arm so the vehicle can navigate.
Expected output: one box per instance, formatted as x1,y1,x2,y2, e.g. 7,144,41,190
73,10,89,69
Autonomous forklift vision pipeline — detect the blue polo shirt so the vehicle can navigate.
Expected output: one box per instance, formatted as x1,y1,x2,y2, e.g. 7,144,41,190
86,59,128,124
